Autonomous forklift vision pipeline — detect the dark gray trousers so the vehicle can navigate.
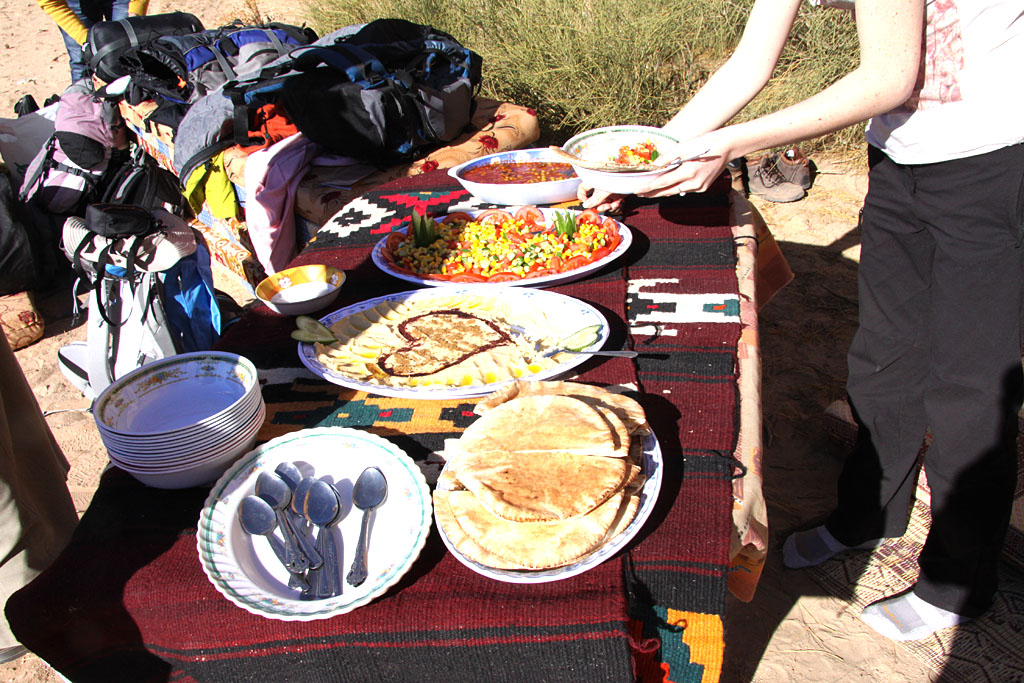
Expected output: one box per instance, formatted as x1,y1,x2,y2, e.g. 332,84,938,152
826,142,1024,617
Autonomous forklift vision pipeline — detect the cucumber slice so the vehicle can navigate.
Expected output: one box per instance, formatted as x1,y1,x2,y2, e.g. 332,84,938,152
292,315,337,343
296,315,331,334
556,324,602,352
291,328,337,344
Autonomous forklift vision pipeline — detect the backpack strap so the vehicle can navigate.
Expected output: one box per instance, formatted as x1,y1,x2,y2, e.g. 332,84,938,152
18,135,57,203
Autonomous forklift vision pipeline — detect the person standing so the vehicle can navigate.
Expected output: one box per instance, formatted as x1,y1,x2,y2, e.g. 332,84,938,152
582,0,1024,641
0,328,79,662
36,0,150,83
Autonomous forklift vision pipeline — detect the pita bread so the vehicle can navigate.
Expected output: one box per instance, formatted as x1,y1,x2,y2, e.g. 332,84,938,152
447,489,627,569
433,490,524,569
459,394,623,458
452,449,639,522
476,380,650,435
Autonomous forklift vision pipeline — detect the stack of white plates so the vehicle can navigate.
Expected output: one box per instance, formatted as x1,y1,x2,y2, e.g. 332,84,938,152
92,351,265,489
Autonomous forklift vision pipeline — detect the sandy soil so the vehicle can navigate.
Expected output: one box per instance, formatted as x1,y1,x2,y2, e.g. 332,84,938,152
0,1,941,680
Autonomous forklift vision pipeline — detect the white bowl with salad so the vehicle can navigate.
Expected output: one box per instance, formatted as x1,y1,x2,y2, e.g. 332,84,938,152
562,125,682,194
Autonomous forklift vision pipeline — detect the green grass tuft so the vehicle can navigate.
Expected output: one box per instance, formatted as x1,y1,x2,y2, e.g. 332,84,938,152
301,0,863,159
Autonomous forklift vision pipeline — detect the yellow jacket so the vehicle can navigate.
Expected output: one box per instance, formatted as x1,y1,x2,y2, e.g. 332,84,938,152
37,0,150,45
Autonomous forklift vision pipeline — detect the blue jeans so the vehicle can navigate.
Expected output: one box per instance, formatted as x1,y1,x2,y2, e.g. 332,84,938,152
59,0,130,82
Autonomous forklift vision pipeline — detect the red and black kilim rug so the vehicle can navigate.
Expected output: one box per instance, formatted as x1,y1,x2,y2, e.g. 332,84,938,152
7,171,739,682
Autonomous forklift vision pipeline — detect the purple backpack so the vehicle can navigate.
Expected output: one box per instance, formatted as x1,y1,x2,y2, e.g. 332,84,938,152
19,79,129,214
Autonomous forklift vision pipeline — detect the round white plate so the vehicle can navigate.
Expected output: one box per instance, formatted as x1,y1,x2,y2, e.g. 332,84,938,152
297,287,610,400
197,427,431,620
435,432,663,583
370,208,632,288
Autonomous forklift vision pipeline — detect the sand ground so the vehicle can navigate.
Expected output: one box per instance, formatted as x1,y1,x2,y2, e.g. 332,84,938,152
0,1,943,680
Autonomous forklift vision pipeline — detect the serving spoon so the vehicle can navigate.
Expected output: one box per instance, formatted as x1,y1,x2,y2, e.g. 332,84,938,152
346,467,388,587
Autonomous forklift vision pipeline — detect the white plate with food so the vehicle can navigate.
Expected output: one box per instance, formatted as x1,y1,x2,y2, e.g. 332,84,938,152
296,287,610,399
196,427,431,620
370,207,631,288
435,431,662,584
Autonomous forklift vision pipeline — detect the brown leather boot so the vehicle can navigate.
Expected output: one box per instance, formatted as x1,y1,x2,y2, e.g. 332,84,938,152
776,146,813,190
748,155,805,203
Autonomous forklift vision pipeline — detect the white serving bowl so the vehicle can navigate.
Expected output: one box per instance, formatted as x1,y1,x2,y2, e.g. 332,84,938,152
562,125,682,194
94,352,260,436
256,264,346,316
113,431,260,489
448,148,581,205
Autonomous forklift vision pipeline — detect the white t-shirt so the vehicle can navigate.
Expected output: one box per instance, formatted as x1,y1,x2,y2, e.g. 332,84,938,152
865,0,1024,164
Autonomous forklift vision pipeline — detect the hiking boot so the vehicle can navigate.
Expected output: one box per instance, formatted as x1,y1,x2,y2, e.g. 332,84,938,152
748,155,806,203
775,146,813,189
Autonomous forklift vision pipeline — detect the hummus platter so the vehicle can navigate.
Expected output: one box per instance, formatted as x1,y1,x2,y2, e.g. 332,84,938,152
371,207,632,288
433,381,662,583
297,287,610,399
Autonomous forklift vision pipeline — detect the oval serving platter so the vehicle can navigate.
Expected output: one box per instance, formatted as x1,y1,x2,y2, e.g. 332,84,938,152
296,286,610,400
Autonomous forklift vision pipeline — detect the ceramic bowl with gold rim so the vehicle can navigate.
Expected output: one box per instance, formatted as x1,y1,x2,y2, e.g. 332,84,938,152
256,265,346,316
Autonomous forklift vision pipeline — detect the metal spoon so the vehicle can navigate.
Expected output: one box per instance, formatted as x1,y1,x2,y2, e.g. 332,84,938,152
346,467,388,587
265,469,324,569
238,495,309,592
254,471,311,572
305,479,344,599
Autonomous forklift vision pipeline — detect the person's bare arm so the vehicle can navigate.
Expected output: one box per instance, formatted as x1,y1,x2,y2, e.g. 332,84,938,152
583,0,923,208
641,0,923,197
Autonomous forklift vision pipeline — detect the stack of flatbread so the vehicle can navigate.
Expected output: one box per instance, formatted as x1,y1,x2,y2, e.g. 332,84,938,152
433,380,652,571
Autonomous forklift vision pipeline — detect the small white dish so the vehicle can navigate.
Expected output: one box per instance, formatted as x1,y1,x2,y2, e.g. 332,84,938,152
256,264,345,316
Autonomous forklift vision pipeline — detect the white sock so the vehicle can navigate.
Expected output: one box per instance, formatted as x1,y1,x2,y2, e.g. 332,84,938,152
782,525,882,569
860,591,969,641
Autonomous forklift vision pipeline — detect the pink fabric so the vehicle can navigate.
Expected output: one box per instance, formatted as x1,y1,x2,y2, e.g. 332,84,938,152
243,134,322,274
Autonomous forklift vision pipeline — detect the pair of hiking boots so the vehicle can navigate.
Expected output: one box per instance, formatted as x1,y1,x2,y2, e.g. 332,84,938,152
746,146,813,202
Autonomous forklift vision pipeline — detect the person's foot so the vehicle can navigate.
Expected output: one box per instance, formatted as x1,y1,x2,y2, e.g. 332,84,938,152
860,590,970,641
747,155,806,203
782,525,883,568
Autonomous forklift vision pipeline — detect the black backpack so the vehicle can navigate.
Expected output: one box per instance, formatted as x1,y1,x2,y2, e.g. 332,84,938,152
223,19,482,165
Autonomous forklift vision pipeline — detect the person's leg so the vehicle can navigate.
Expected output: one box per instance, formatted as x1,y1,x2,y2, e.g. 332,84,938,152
826,147,934,545
60,0,100,82
910,142,1024,617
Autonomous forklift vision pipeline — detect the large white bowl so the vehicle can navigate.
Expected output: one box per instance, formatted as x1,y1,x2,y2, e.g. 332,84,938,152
94,352,259,436
562,125,682,194
448,148,581,206
113,431,260,489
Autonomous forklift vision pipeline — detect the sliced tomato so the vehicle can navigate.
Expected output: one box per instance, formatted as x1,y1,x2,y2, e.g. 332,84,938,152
560,255,589,272
546,255,563,271
527,267,558,279
439,212,471,225
449,272,487,283
487,271,520,282
591,246,612,262
385,232,406,252
475,209,514,226
576,208,603,226
514,205,545,227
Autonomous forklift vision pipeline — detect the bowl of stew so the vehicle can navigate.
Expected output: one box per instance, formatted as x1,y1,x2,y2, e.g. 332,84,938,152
448,148,581,206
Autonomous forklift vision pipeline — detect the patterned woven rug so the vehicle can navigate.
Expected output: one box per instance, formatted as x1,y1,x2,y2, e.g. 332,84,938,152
811,410,1024,682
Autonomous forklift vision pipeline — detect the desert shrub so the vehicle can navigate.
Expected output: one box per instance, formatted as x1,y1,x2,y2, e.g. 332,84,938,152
301,0,862,158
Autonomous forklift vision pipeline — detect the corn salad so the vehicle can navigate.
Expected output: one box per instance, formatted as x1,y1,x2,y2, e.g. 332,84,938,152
387,208,621,283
